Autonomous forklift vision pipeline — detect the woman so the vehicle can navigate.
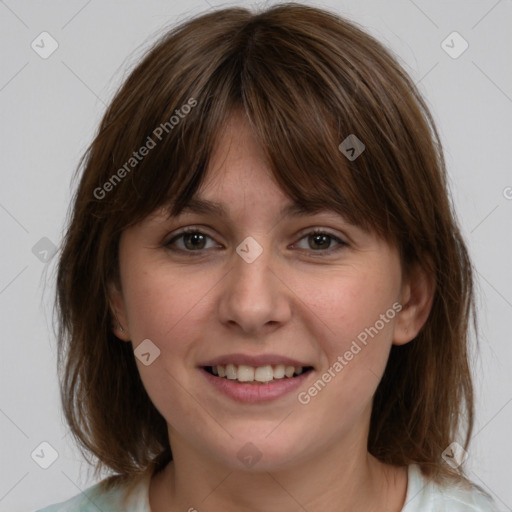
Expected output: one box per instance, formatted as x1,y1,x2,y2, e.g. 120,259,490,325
38,3,498,511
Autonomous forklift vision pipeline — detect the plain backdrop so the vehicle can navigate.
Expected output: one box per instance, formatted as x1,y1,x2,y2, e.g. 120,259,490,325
0,1,511,511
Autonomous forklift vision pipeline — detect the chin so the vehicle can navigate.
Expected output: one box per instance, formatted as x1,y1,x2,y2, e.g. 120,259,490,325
211,431,310,472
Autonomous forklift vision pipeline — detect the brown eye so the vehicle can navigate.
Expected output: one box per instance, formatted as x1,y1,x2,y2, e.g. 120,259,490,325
294,230,347,254
165,229,218,252
182,232,207,250
308,233,332,250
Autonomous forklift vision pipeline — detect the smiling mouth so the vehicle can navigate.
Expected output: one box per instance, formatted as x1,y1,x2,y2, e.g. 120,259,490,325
203,364,314,384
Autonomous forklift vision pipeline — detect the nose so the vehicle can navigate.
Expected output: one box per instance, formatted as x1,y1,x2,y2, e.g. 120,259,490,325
217,240,292,336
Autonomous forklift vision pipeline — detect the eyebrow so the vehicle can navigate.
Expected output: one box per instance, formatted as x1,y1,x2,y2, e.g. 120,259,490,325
172,197,333,219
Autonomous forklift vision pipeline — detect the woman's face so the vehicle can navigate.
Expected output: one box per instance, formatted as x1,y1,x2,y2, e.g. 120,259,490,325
112,112,422,471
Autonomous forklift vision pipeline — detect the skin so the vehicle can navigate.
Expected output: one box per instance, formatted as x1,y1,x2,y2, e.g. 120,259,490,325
110,111,435,512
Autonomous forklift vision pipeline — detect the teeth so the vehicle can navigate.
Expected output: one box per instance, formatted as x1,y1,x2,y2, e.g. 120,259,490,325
254,365,274,382
226,363,237,380
273,365,285,379
210,364,307,383
284,366,295,378
237,365,254,382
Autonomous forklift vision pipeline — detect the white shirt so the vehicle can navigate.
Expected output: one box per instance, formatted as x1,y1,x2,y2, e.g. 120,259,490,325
36,463,499,511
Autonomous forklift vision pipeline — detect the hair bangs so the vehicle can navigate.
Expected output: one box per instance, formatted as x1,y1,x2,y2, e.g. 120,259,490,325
92,11,399,239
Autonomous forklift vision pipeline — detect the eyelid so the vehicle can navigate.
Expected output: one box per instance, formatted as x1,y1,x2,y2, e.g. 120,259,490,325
295,226,346,241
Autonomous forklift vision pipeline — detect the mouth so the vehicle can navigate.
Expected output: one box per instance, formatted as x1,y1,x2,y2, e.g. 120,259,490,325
203,364,314,384
198,354,315,402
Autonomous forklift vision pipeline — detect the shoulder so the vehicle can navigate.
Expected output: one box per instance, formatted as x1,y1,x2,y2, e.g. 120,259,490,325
402,464,500,512
34,481,107,512
35,474,151,512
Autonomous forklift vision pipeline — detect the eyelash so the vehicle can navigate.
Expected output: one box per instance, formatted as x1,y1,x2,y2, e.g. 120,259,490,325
164,227,348,256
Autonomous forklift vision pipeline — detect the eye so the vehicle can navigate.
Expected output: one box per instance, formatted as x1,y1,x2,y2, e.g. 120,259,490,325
165,228,220,252
293,229,347,254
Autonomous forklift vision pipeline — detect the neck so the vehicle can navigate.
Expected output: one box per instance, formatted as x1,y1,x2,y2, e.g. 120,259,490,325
149,438,407,512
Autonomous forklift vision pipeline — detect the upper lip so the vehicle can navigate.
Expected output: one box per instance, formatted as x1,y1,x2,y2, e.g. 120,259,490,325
199,353,312,368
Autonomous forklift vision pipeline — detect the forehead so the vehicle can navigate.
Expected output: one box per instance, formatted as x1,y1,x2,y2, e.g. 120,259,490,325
152,110,378,239
169,113,341,220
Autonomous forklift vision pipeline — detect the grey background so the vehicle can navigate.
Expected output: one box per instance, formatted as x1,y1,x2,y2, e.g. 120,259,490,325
0,0,511,511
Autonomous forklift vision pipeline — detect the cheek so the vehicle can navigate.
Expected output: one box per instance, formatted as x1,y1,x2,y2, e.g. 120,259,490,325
121,268,208,425
296,265,400,400
121,266,200,344
297,264,400,346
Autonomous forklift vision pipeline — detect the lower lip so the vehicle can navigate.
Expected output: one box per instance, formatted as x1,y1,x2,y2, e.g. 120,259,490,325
200,368,313,403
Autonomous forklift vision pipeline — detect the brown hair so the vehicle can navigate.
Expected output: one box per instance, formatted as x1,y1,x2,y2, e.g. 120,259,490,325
55,2,478,491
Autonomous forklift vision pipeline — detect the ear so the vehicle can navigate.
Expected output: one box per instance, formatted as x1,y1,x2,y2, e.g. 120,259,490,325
108,280,131,342
393,261,435,346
